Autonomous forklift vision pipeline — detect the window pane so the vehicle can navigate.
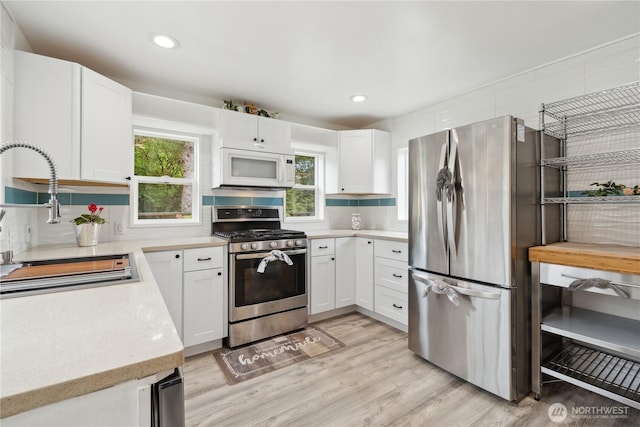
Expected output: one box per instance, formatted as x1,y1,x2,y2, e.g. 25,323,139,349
134,135,194,179
138,183,193,220
295,155,315,186
286,188,315,217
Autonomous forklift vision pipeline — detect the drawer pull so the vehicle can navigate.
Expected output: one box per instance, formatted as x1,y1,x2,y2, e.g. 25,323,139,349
392,303,403,309
197,257,212,261
318,246,329,249
563,274,630,298
392,249,402,253
392,273,403,278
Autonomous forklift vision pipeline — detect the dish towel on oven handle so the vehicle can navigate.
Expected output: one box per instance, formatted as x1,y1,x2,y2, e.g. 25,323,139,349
257,250,293,273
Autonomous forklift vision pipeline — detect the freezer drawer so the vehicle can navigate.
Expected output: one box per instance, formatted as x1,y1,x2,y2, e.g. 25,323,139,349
408,269,514,400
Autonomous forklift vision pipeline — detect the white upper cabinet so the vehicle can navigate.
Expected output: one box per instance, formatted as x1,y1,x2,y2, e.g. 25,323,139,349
218,109,292,154
336,129,391,194
13,51,132,184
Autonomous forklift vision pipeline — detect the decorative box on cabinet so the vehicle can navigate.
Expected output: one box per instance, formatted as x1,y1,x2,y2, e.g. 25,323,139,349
13,50,132,184
336,129,391,194
218,108,292,154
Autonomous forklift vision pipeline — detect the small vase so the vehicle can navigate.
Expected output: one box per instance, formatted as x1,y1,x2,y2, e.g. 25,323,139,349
76,223,101,247
351,213,362,230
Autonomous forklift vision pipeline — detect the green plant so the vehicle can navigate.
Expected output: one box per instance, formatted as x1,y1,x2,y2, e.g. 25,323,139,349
71,204,107,225
583,181,639,197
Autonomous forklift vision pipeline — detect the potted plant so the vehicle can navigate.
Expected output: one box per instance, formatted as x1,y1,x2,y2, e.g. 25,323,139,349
71,203,107,246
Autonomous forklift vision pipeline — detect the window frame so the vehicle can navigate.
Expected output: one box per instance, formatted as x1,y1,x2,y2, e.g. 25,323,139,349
131,128,201,227
285,150,325,221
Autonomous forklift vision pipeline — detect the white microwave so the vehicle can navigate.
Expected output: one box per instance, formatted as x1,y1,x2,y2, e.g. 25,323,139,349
214,148,295,189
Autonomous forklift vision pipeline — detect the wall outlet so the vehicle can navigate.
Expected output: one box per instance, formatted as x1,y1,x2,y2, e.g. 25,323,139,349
24,225,32,243
114,222,125,235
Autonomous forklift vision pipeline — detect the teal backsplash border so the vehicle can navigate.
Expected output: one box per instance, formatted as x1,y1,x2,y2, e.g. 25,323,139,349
6,187,394,208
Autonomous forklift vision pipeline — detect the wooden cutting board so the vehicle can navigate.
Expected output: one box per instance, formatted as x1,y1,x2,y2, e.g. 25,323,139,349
1,259,130,282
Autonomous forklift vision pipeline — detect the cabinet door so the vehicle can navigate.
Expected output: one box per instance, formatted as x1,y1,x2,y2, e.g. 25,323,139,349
310,255,336,314
183,268,224,347
145,251,183,339
218,109,259,150
338,130,373,193
257,116,292,154
335,237,356,308
13,51,81,180
81,67,133,183
356,237,374,310
337,129,391,194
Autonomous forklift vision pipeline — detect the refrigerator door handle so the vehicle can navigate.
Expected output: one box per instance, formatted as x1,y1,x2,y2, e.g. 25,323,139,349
446,129,462,256
435,135,450,253
411,270,502,301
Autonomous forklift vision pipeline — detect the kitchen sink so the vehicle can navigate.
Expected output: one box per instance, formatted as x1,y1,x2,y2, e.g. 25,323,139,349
0,253,139,298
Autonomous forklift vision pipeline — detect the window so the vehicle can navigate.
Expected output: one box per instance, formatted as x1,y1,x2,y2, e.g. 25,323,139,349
131,129,200,225
397,148,409,221
285,152,324,220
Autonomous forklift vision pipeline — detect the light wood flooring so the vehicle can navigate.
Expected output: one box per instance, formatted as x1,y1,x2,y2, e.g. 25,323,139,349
184,312,639,426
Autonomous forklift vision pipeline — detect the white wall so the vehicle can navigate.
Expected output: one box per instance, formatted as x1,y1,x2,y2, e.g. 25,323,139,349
370,35,640,245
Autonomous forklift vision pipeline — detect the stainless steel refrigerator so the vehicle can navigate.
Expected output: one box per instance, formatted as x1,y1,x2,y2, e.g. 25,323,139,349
408,115,549,402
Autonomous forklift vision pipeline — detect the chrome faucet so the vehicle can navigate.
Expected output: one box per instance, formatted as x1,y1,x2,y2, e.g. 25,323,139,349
0,142,61,224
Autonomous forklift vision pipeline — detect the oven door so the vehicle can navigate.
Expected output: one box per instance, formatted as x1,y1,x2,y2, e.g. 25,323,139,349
230,248,307,322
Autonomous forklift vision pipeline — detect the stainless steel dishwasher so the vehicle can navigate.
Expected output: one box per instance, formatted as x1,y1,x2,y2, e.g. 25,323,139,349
152,368,185,427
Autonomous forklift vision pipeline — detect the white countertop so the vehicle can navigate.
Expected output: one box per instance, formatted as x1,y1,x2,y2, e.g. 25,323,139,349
305,229,408,242
0,237,226,418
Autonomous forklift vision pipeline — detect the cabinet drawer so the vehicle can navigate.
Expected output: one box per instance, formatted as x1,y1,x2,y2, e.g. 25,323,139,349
375,285,408,325
311,238,335,256
374,257,408,293
374,239,408,262
184,247,224,271
540,263,640,301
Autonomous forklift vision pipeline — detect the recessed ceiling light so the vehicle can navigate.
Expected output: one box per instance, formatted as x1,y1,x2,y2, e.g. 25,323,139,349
350,95,368,103
151,33,180,49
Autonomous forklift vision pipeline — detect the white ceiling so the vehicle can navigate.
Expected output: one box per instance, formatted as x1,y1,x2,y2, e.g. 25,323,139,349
4,1,640,128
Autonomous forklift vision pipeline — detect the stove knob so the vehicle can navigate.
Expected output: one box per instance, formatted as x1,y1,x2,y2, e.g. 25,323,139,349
295,239,303,246
241,243,249,251
269,241,278,248
251,243,258,250
286,240,294,247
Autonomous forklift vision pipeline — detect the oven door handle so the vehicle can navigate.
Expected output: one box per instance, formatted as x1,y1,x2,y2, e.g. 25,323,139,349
235,249,307,260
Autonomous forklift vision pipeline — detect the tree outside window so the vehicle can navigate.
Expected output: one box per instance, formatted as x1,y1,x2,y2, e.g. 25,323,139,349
286,154,320,218
132,130,200,225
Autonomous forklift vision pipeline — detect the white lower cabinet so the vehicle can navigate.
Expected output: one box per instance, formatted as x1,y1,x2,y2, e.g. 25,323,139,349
309,237,355,314
3,377,153,426
374,240,409,325
335,237,356,308
145,250,183,339
145,246,227,349
355,237,374,310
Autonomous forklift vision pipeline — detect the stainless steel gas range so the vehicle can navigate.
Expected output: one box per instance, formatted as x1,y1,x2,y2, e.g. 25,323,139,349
212,206,308,348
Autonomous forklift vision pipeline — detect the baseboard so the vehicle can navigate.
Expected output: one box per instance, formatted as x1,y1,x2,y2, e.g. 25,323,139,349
184,338,223,357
